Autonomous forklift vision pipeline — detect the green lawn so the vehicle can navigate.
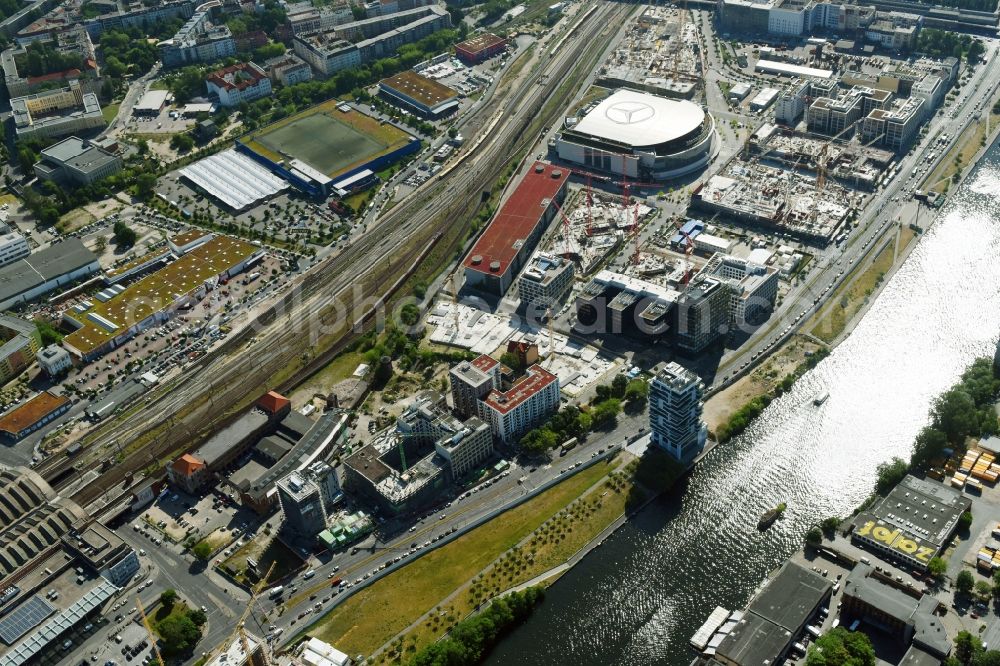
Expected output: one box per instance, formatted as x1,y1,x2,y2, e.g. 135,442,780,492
102,103,121,124
152,601,190,638
305,459,617,657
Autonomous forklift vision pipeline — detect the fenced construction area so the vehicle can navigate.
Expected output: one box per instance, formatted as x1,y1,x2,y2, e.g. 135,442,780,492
243,100,414,178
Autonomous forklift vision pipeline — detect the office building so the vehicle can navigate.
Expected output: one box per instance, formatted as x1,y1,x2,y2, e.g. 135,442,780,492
396,392,494,479
11,81,105,140
36,345,72,377
518,251,575,314
0,233,29,268
33,136,123,186
61,522,140,588
576,270,679,338
434,417,492,479
159,11,236,68
449,355,501,418
0,315,41,384
701,253,779,328
276,461,342,536
774,79,811,125
477,364,559,443
859,97,924,150
206,631,267,666
649,362,707,464
674,276,730,353
206,62,272,107
864,11,922,50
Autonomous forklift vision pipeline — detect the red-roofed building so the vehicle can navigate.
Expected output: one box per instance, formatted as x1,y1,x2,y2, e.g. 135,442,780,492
455,33,507,65
478,364,559,442
257,391,291,415
167,453,209,493
206,62,272,107
463,162,570,297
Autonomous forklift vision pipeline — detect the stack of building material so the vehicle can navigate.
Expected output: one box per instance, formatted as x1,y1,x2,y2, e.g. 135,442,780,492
971,451,999,484
978,546,996,572
960,451,980,474
951,472,968,488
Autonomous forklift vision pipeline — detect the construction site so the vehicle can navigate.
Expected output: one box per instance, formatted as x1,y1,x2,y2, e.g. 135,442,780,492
595,4,701,99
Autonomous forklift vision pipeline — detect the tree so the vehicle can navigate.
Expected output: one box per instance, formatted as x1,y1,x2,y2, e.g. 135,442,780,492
956,630,984,663
806,627,875,666
957,569,975,595
399,303,420,327
927,556,947,579
113,221,137,248
932,387,979,443
135,172,157,200
820,516,841,537
159,589,178,608
910,426,948,469
499,351,524,375
975,580,993,602
170,133,195,152
805,526,823,546
973,651,1000,666
35,320,63,345
95,235,108,253
875,457,908,495
158,614,201,655
187,608,207,627
191,541,212,560
960,510,973,531
590,398,621,428
611,373,629,398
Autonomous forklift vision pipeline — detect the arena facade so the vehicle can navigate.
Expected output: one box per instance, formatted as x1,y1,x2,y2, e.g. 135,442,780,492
556,89,718,181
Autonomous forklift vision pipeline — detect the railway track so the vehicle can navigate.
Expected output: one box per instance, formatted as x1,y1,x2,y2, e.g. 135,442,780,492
42,2,630,506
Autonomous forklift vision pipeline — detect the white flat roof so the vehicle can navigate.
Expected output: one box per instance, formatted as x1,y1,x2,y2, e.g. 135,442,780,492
755,59,834,79
135,90,169,112
573,89,706,148
179,150,288,210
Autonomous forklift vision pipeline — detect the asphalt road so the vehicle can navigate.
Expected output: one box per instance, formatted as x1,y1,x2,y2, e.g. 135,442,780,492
263,409,648,645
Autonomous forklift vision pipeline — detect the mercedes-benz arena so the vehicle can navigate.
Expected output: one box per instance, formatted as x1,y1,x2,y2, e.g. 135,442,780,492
556,89,718,181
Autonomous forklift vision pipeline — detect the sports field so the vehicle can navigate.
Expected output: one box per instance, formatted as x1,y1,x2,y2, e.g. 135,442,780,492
244,101,412,178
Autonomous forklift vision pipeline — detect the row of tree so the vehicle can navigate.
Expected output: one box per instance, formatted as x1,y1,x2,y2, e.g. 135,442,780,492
408,587,544,666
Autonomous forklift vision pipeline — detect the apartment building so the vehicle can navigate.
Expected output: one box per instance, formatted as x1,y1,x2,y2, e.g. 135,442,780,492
449,355,501,418
649,361,707,464
206,62,272,107
477,364,560,443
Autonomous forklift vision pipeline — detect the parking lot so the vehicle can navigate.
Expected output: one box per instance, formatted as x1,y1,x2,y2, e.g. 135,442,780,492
139,488,259,548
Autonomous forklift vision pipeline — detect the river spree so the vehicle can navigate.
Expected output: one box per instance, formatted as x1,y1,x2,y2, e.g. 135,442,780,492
485,141,1000,665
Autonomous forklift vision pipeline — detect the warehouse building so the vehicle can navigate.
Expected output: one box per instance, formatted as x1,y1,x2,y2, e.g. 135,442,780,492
0,239,99,312
378,70,458,118
851,474,969,571
454,32,506,64
463,162,570,297
711,562,832,665
62,235,262,361
0,316,41,384
33,136,123,187
133,90,169,116
179,150,289,211
555,89,717,181
0,392,70,441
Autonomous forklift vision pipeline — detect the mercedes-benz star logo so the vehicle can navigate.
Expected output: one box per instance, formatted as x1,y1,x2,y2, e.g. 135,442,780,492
605,101,655,125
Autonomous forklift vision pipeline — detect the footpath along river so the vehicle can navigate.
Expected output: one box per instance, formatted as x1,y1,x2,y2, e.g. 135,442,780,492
485,140,1000,665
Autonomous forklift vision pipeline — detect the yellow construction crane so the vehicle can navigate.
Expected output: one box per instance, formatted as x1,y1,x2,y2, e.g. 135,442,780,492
135,596,165,666
204,562,277,665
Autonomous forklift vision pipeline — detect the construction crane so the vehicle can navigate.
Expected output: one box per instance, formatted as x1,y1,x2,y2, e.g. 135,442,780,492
135,597,164,666
205,562,276,665
816,120,859,190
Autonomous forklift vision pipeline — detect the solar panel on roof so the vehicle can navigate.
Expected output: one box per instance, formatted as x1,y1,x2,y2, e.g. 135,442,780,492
0,597,55,645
